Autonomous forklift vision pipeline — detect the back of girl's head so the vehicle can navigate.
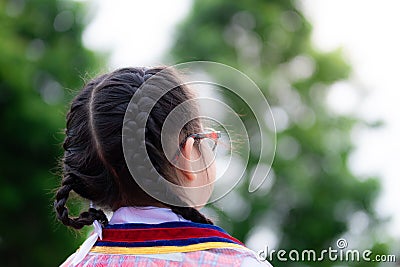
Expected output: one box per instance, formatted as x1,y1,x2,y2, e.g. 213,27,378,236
54,67,213,229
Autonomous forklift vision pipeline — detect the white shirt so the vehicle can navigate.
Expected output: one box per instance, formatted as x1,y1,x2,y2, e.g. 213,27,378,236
109,206,190,224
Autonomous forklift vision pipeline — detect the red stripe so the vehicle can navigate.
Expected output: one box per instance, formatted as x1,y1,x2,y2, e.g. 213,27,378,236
101,227,244,245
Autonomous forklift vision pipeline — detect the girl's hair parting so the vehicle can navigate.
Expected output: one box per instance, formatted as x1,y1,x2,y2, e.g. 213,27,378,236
54,67,213,229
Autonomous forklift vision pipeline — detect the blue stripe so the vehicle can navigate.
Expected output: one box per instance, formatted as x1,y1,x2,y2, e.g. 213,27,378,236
95,237,238,248
105,221,227,234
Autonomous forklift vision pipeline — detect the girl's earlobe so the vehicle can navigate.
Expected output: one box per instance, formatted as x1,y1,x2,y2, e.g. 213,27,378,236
180,137,196,181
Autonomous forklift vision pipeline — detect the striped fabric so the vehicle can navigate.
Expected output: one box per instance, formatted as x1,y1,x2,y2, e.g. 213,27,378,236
65,221,269,266
76,248,258,266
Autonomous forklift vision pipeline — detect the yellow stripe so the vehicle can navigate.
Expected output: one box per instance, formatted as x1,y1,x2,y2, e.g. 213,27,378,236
90,242,245,255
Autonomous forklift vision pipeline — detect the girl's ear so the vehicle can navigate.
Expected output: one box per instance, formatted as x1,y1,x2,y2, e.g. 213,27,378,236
180,137,196,181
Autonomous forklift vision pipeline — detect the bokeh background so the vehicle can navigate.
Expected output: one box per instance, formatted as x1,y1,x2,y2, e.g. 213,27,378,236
0,0,399,266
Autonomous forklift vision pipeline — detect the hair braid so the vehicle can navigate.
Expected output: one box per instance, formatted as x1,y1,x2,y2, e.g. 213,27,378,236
54,174,108,229
54,74,115,229
169,206,214,225
123,69,214,225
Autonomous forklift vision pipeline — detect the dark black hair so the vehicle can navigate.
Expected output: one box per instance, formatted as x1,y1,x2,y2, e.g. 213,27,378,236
54,67,213,229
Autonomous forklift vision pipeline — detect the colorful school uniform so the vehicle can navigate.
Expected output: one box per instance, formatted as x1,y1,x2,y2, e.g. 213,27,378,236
60,207,272,267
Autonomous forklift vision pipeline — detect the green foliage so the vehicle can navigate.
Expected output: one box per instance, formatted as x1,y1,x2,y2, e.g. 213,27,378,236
170,0,391,266
0,0,102,266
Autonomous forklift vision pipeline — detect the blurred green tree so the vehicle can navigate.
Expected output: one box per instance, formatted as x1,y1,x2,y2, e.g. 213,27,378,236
0,0,102,266
169,0,390,266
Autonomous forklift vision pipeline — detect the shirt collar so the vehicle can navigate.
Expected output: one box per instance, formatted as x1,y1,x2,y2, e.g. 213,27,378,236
109,206,190,224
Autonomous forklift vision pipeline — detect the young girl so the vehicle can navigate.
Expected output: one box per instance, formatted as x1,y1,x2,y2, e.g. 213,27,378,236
55,67,271,266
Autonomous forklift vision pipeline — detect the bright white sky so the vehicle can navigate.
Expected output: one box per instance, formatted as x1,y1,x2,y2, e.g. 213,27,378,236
82,0,400,237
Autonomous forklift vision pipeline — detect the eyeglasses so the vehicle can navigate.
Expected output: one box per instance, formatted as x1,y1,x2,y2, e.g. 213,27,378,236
172,129,221,163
